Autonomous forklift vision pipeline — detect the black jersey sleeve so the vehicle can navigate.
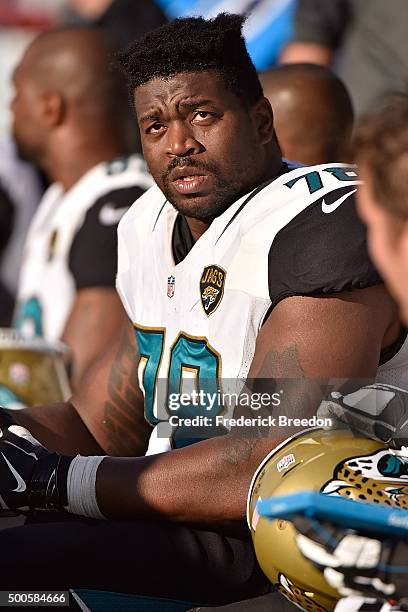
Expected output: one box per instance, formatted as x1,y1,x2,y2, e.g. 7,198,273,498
268,186,382,308
69,185,145,290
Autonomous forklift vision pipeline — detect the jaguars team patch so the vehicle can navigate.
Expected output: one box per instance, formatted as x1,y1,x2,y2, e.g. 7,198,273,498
200,265,226,316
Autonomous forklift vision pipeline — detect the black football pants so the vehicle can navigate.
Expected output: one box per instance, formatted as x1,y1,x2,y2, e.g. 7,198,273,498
0,514,269,606
189,593,299,611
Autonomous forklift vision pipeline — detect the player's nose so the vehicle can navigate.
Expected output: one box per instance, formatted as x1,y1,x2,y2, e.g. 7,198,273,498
166,119,203,157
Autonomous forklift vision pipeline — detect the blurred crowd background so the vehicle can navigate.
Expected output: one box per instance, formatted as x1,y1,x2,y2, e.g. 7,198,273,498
0,0,407,330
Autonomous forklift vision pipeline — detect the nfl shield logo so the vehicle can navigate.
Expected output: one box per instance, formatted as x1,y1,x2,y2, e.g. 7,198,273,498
167,275,175,298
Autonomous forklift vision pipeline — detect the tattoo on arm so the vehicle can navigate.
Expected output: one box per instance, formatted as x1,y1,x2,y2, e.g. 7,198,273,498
263,343,327,417
102,324,151,456
257,344,306,379
219,343,326,467
220,436,260,467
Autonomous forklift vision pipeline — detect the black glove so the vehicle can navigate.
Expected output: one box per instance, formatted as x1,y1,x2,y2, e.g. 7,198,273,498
0,426,72,514
317,384,408,448
292,515,408,601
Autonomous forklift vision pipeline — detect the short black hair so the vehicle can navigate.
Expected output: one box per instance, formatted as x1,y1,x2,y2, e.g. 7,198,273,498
118,13,263,108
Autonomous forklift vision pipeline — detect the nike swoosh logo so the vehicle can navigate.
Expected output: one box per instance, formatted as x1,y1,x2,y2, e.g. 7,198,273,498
4,440,37,458
1,453,26,493
99,203,129,226
321,188,357,213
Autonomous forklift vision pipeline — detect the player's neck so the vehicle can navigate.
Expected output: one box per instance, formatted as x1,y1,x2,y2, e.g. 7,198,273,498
44,134,129,192
185,218,209,242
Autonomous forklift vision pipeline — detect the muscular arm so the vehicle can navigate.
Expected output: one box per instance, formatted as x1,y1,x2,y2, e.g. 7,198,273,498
95,285,399,522
72,318,151,456
10,320,150,456
61,287,127,389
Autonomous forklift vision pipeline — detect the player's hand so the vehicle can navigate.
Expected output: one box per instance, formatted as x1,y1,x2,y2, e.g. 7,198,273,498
292,514,402,600
317,384,408,448
0,425,71,514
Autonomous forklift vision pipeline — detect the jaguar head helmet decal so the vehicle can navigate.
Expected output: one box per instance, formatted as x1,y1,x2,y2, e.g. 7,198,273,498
322,447,408,508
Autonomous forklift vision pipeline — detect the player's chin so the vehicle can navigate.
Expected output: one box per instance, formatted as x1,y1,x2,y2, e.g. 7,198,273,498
171,192,223,220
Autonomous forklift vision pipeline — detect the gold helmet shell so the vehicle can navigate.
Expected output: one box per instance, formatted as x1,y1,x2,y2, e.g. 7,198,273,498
0,328,71,409
247,428,408,611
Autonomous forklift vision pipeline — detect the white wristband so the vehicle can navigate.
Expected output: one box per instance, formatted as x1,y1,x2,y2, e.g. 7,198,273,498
66,455,106,520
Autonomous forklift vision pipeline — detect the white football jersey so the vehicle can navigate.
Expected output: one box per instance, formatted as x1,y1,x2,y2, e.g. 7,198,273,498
16,155,153,343
116,163,408,455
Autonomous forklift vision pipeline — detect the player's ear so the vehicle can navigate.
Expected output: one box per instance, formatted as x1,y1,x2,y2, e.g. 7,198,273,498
40,91,65,128
250,96,275,145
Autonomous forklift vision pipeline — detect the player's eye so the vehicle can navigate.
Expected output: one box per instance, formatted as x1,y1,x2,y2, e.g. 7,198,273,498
146,122,165,134
192,111,214,123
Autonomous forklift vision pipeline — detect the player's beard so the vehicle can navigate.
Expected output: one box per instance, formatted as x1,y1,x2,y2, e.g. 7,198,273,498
161,158,249,221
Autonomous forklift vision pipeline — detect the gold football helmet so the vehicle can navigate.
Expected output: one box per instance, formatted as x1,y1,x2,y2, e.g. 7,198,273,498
0,329,71,409
247,428,408,612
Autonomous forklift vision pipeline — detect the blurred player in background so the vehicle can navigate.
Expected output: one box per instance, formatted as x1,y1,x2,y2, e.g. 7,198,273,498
260,63,354,165
12,28,153,388
356,95,408,329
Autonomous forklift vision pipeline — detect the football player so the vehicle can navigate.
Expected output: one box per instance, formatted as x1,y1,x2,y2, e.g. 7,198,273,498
12,28,152,388
0,14,406,603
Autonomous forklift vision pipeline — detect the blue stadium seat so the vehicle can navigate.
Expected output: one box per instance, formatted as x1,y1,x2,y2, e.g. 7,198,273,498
154,0,296,70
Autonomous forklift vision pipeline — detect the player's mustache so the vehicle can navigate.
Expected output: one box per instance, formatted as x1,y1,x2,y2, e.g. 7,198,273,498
163,158,218,183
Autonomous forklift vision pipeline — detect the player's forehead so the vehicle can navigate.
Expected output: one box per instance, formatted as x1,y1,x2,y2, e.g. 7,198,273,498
134,70,234,119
